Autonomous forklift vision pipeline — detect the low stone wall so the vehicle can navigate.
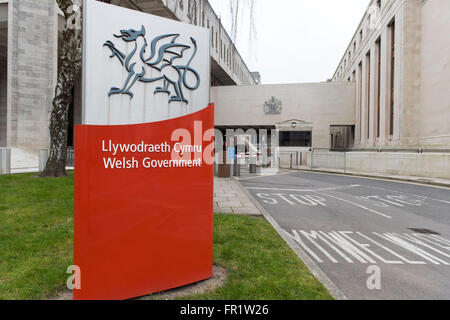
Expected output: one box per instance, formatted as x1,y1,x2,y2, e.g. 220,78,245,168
345,152,450,179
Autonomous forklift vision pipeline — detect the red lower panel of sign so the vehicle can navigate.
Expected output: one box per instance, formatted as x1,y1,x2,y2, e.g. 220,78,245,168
74,104,214,300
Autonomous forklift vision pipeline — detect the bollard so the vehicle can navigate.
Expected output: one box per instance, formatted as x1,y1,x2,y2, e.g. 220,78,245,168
0,148,11,174
39,149,49,172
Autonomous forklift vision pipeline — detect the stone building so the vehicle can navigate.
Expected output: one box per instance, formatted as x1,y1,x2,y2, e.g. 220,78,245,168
1,0,449,178
0,0,257,166
332,0,450,150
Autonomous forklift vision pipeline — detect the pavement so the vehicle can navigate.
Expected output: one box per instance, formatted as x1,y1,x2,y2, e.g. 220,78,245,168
213,176,261,215
238,169,450,300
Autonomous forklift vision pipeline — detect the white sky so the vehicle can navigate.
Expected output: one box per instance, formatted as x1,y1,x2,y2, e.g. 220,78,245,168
209,0,371,84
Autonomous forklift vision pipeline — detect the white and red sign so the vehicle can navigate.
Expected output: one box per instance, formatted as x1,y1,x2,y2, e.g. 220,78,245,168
74,0,213,300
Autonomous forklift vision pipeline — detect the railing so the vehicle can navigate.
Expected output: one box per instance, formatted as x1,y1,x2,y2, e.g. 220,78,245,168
311,150,346,172
66,147,74,167
39,148,75,171
348,148,450,153
278,151,308,169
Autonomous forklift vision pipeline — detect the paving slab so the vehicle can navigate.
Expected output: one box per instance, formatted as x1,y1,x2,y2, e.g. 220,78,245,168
214,177,262,215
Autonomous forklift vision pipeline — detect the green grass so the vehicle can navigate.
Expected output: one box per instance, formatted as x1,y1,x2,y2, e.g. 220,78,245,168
0,173,74,300
0,173,332,300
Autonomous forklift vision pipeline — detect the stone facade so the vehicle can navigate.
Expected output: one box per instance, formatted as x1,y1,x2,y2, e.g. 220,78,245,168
0,54,6,147
418,0,450,148
345,152,450,180
332,0,450,150
1,0,255,156
0,2,7,147
212,82,356,150
6,0,57,152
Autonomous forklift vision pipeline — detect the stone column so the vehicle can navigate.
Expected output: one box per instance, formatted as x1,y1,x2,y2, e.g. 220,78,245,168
7,0,57,152
0,53,6,147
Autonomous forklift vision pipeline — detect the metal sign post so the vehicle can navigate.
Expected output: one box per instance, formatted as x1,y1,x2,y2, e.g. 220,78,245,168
228,147,235,181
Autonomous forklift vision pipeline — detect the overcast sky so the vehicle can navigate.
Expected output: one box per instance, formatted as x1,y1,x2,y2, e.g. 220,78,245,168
209,0,371,84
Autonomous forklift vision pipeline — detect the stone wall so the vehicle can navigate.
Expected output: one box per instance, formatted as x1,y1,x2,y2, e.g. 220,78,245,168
346,152,450,179
331,0,450,150
7,0,56,152
0,55,6,147
400,0,423,147
418,0,450,148
212,82,356,149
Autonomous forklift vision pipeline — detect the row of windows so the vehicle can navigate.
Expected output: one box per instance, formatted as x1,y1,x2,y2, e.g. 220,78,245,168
179,0,251,83
353,18,395,143
335,0,386,80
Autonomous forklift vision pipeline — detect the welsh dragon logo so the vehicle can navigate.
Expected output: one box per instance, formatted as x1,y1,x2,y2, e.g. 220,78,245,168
103,25,200,103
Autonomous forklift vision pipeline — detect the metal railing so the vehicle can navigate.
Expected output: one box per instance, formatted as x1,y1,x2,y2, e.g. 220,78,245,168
311,151,346,172
278,151,308,169
39,148,75,171
67,148,74,167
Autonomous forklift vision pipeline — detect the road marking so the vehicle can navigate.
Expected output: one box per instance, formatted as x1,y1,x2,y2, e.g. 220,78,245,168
246,185,361,193
272,193,296,205
236,170,294,181
316,192,392,219
374,233,450,265
361,187,450,206
363,186,450,206
286,230,450,265
416,196,450,205
256,193,328,207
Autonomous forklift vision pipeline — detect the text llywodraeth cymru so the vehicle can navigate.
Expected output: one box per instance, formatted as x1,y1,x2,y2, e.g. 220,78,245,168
101,140,203,169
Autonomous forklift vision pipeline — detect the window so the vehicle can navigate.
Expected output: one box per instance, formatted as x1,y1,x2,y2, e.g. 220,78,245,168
279,131,312,147
365,51,371,139
375,38,381,138
211,27,214,47
187,0,197,25
388,19,395,136
358,62,363,142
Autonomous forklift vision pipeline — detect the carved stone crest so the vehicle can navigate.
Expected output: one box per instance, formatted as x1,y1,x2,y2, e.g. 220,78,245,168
264,97,282,115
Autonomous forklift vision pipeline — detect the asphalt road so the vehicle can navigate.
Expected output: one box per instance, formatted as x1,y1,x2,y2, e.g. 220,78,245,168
239,170,450,300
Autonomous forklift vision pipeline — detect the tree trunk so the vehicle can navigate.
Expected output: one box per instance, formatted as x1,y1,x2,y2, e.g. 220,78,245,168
41,1,82,177
40,0,128,177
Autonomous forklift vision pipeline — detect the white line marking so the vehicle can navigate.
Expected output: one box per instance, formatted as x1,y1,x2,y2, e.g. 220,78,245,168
362,185,403,194
364,188,450,205
413,195,450,205
245,185,361,193
317,192,392,219
426,198,450,205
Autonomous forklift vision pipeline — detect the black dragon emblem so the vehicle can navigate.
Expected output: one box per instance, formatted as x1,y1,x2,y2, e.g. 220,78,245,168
103,25,201,103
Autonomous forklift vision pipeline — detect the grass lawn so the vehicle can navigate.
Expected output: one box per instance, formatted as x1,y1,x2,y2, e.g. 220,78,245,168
0,173,332,300
0,172,74,300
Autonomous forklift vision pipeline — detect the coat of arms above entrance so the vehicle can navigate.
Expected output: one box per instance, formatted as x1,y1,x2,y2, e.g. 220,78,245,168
264,96,282,115
103,25,201,104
